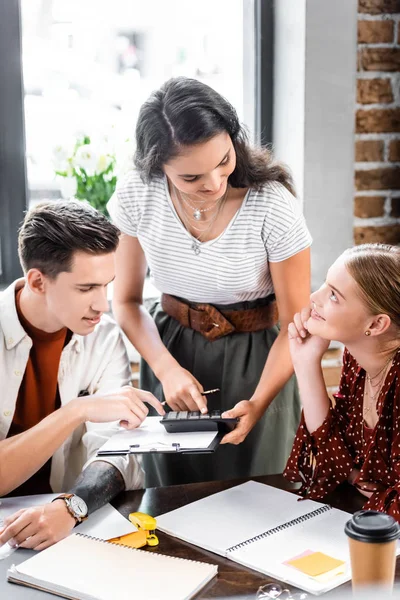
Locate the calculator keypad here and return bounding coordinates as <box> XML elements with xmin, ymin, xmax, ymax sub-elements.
<box><xmin>161</xmin><ymin>410</ymin><xmax>237</xmax><ymax>434</ymax></box>
<box><xmin>165</xmin><ymin>410</ymin><xmax>222</xmax><ymax>420</ymax></box>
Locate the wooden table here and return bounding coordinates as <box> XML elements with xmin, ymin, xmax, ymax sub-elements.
<box><xmin>112</xmin><ymin>474</ymin><xmax>368</xmax><ymax>599</ymax></box>
<box><xmin>0</xmin><ymin>474</ymin><xmax>393</xmax><ymax>599</ymax></box>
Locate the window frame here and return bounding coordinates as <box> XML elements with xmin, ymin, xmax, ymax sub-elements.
<box><xmin>0</xmin><ymin>0</ymin><xmax>27</xmax><ymax>285</ymax></box>
<box><xmin>243</xmin><ymin>0</ymin><xmax>274</xmax><ymax>146</ymax></box>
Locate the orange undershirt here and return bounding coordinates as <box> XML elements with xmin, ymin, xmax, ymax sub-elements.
<box><xmin>5</xmin><ymin>289</ymin><xmax>70</xmax><ymax>496</ymax></box>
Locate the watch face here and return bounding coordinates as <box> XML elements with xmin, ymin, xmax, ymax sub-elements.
<box><xmin>70</xmin><ymin>496</ymin><xmax>88</xmax><ymax>518</ymax></box>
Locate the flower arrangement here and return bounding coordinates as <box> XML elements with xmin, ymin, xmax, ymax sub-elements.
<box><xmin>53</xmin><ymin>132</ymin><xmax>134</xmax><ymax>216</ymax></box>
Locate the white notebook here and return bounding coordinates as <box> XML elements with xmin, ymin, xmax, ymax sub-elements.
<box><xmin>7</xmin><ymin>533</ymin><xmax>217</xmax><ymax>600</ymax></box>
<box><xmin>156</xmin><ymin>480</ymin><xmax>358</xmax><ymax>595</ymax></box>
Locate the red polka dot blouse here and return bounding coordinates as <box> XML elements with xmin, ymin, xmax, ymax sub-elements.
<box><xmin>284</xmin><ymin>348</ymin><xmax>400</xmax><ymax>522</ymax></box>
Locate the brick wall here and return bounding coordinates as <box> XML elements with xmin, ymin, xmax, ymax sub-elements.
<box><xmin>354</xmin><ymin>0</ymin><xmax>400</xmax><ymax>245</ymax></box>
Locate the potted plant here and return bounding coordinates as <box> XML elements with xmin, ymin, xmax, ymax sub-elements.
<box><xmin>53</xmin><ymin>133</ymin><xmax>134</xmax><ymax>216</ymax></box>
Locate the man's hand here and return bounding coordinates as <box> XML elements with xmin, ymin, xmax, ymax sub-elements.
<box><xmin>0</xmin><ymin>501</ymin><xmax>76</xmax><ymax>551</ymax></box>
<box><xmin>160</xmin><ymin>366</ymin><xmax>207</xmax><ymax>413</ymax></box>
<box><xmin>76</xmin><ymin>386</ymin><xmax>165</xmax><ymax>429</ymax></box>
<box><xmin>220</xmin><ymin>400</ymin><xmax>263</xmax><ymax>445</ymax></box>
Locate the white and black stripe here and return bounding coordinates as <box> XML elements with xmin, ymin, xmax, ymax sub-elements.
<box><xmin>107</xmin><ymin>170</ymin><xmax>312</xmax><ymax>304</ymax></box>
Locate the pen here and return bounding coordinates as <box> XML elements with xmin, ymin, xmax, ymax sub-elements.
<box><xmin>200</xmin><ymin>388</ymin><xmax>220</xmax><ymax>396</ymax></box>
<box><xmin>160</xmin><ymin>388</ymin><xmax>220</xmax><ymax>406</ymax></box>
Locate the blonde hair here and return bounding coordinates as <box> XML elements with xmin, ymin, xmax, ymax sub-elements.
<box><xmin>343</xmin><ymin>244</ymin><xmax>400</xmax><ymax>330</ymax></box>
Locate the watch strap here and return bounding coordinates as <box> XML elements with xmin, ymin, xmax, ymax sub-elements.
<box><xmin>53</xmin><ymin>493</ymin><xmax>74</xmax><ymax>500</ymax></box>
<box><xmin>52</xmin><ymin>494</ymin><xmax>87</xmax><ymax>523</ymax></box>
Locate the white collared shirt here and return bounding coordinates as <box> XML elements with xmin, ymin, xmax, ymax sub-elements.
<box><xmin>0</xmin><ymin>280</ymin><xmax>144</xmax><ymax>493</ymax></box>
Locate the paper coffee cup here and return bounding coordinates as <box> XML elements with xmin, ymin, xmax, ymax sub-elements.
<box><xmin>345</xmin><ymin>510</ymin><xmax>400</xmax><ymax>591</ymax></box>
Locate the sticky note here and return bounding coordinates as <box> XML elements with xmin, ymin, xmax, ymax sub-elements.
<box><xmin>108</xmin><ymin>530</ymin><xmax>147</xmax><ymax>548</ymax></box>
<box><xmin>286</xmin><ymin>551</ymin><xmax>345</xmax><ymax>577</ymax></box>
<box><xmin>283</xmin><ymin>549</ymin><xmax>313</xmax><ymax>565</ymax></box>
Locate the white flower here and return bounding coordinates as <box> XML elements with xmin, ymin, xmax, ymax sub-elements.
<box><xmin>96</xmin><ymin>152</ymin><xmax>113</xmax><ymax>174</ymax></box>
<box><xmin>115</xmin><ymin>139</ymin><xmax>135</xmax><ymax>177</ymax></box>
<box><xmin>57</xmin><ymin>175</ymin><xmax>77</xmax><ymax>199</ymax></box>
<box><xmin>52</xmin><ymin>144</ymin><xmax>72</xmax><ymax>173</ymax></box>
<box><xmin>73</xmin><ymin>144</ymin><xmax>98</xmax><ymax>176</ymax></box>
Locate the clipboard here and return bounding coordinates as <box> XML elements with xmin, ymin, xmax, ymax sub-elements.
<box><xmin>97</xmin><ymin>417</ymin><xmax>222</xmax><ymax>455</ymax></box>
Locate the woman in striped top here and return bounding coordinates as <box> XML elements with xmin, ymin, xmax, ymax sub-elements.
<box><xmin>107</xmin><ymin>77</ymin><xmax>312</xmax><ymax>486</ymax></box>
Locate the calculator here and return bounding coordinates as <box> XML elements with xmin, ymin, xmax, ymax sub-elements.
<box><xmin>160</xmin><ymin>410</ymin><xmax>239</xmax><ymax>434</ymax></box>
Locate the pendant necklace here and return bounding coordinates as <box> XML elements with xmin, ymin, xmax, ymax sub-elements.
<box><xmin>173</xmin><ymin>185</ymin><xmax>229</xmax><ymax>255</ymax></box>
<box><xmin>361</xmin><ymin>350</ymin><xmax>398</xmax><ymax>445</ymax></box>
<box><xmin>191</xmin><ymin>240</ymin><xmax>201</xmax><ymax>255</ymax></box>
<box><xmin>175</xmin><ymin>186</ymin><xmax>228</xmax><ymax>221</ymax></box>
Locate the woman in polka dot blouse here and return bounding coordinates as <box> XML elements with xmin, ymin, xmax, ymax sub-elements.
<box><xmin>284</xmin><ymin>243</ymin><xmax>400</xmax><ymax>521</ymax></box>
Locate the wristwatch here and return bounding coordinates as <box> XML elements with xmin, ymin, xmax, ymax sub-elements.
<box><xmin>53</xmin><ymin>493</ymin><xmax>88</xmax><ymax>524</ymax></box>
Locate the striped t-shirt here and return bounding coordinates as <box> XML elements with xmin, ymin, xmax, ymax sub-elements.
<box><xmin>107</xmin><ymin>170</ymin><xmax>312</xmax><ymax>304</ymax></box>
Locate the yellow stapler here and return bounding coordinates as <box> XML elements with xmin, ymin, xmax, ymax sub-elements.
<box><xmin>128</xmin><ymin>512</ymin><xmax>159</xmax><ymax>546</ymax></box>
<box><xmin>108</xmin><ymin>512</ymin><xmax>159</xmax><ymax>548</ymax></box>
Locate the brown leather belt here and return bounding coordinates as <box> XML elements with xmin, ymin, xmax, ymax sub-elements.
<box><xmin>161</xmin><ymin>293</ymin><xmax>278</xmax><ymax>341</ymax></box>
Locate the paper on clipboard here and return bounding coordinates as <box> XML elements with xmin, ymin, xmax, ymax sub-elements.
<box><xmin>97</xmin><ymin>416</ymin><xmax>218</xmax><ymax>454</ymax></box>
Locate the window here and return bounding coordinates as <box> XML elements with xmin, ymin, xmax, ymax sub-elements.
<box><xmin>0</xmin><ymin>0</ymin><xmax>273</xmax><ymax>284</ymax></box>
<box><xmin>21</xmin><ymin>0</ymin><xmax>246</xmax><ymax>205</ymax></box>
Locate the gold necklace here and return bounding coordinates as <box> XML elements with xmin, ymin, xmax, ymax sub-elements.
<box><xmin>362</xmin><ymin>355</ymin><xmax>395</xmax><ymax>422</ymax></box>
<box><xmin>361</xmin><ymin>348</ymin><xmax>400</xmax><ymax>446</ymax></box>
<box><xmin>366</xmin><ymin>353</ymin><xmax>395</xmax><ymax>385</ymax></box>
<box><xmin>363</xmin><ymin>379</ymin><xmax>384</xmax><ymax>418</ymax></box>
<box><xmin>361</xmin><ymin>381</ymin><xmax>382</xmax><ymax>449</ymax></box>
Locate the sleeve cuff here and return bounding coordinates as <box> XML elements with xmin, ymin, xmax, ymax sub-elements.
<box><xmin>84</xmin><ymin>454</ymin><xmax>145</xmax><ymax>491</ymax></box>
<box><xmin>310</xmin><ymin>407</ymin><xmax>336</xmax><ymax>445</ymax></box>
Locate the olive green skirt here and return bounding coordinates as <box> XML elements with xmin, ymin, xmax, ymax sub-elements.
<box><xmin>140</xmin><ymin>296</ymin><xmax>301</xmax><ymax>487</ymax></box>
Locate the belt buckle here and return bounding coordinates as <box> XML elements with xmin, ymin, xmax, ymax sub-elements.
<box><xmin>194</xmin><ymin>304</ymin><xmax>235</xmax><ymax>341</ymax></box>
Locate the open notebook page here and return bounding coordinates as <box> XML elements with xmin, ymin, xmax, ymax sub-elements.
<box><xmin>229</xmin><ymin>505</ymin><xmax>353</xmax><ymax>595</ymax></box>
<box><xmin>156</xmin><ymin>480</ymin><xmax>329</xmax><ymax>556</ymax></box>
<box><xmin>8</xmin><ymin>533</ymin><xmax>218</xmax><ymax>600</ymax></box>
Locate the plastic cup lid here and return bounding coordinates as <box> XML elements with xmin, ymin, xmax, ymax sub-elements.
<box><xmin>345</xmin><ymin>510</ymin><xmax>400</xmax><ymax>543</ymax></box>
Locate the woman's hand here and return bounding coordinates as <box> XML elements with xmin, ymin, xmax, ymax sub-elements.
<box><xmin>220</xmin><ymin>400</ymin><xmax>263</xmax><ymax>445</ymax></box>
<box><xmin>348</xmin><ymin>469</ymin><xmax>374</xmax><ymax>499</ymax></box>
<box><xmin>288</xmin><ymin>306</ymin><xmax>330</xmax><ymax>366</ymax></box>
<box><xmin>160</xmin><ymin>366</ymin><xmax>207</xmax><ymax>413</ymax></box>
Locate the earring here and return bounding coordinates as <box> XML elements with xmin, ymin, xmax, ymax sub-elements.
<box><xmin>365</xmin><ymin>330</ymin><xmax>371</xmax><ymax>336</ymax></box>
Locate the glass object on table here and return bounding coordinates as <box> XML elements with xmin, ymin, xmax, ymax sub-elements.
<box><xmin>256</xmin><ymin>582</ymin><xmax>308</xmax><ymax>600</ymax></box>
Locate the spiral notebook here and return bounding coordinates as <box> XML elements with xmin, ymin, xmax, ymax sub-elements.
<box><xmin>7</xmin><ymin>533</ymin><xmax>217</xmax><ymax>600</ymax></box>
<box><xmin>156</xmin><ymin>480</ymin><xmax>356</xmax><ymax>595</ymax></box>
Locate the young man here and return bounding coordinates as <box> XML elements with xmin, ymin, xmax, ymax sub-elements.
<box><xmin>0</xmin><ymin>201</ymin><xmax>164</xmax><ymax>551</ymax></box>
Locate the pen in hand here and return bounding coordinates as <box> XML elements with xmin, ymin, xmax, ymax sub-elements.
<box><xmin>160</xmin><ymin>388</ymin><xmax>220</xmax><ymax>407</ymax></box>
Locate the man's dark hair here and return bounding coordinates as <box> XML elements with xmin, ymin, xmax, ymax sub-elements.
<box><xmin>18</xmin><ymin>201</ymin><xmax>120</xmax><ymax>279</ymax></box>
